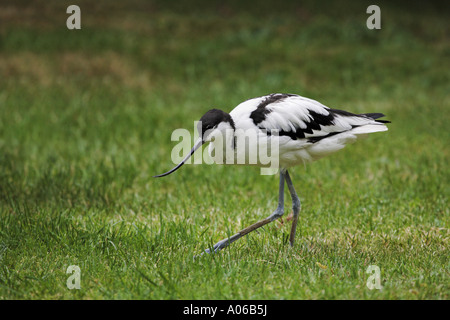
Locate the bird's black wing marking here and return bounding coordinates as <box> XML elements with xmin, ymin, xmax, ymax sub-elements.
<box><xmin>262</xmin><ymin>108</ymin><xmax>348</xmax><ymax>141</ymax></box>
<box><xmin>250</xmin><ymin>93</ymin><xmax>297</xmax><ymax>125</ymax></box>
<box><xmin>359</xmin><ymin>113</ymin><xmax>391</xmax><ymax>123</ymax></box>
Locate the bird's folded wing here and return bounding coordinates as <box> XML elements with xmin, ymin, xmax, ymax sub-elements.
<box><xmin>254</xmin><ymin>95</ymin><xmax>388</xmax><ymax>142</ymax></box>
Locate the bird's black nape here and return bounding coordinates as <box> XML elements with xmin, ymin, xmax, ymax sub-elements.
<box><xmin>198</xmin><ymin>109</ymin><xmax>235</xmax><ymax>140</ymax></box>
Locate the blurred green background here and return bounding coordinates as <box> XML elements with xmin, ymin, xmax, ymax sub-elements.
<box><xmin>0</xmin><ymin>0</ymin><xmax>448</xmax><ymax>299</ymax></box>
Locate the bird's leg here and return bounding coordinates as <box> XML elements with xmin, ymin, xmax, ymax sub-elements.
<box><xmin>284</xmin><ymin>170</ymin><xmax>301</xmax><ymax>246</ymax></box>
<box><xmin>203</xmin><ymin>171</ymin><xmax>286</xmax><ymax>254</ymax></box>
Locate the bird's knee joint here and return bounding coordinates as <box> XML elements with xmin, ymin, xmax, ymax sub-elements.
<box><xmin>274</xmin><ymin>211</ymin><xmax>284</xmax><ymax>219</ymax></box>
<box><xmin>292</xmin><ymin>199</ymin><xmax>301</xmax><ymax>213</ymax></box>
<box><xmin>293</xmin><ymin>203</ymin><xmax>301</xmax><ymax>212</ymax></box>
<box><xmin>269</xmin><ymin>208</ymin><xmax>284</xmax><ymax>220</ymax></box>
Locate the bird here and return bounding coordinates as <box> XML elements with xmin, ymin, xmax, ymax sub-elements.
<box><xmin>154</xmin><ymin>93</ymin><xmax>390</xmax><ymax>254</ymax></box>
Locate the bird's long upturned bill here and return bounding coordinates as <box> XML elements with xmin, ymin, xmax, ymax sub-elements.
<box><xmin>153</xmin><ymin>138</ymin><xmax>204</xmax><ymax>178</ymax></box>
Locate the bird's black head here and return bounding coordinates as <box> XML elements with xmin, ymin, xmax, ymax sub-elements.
<box><xmin>197</xmin><ymin>109</ymin><xmax>235</xmax><ymax>142</ymax></box>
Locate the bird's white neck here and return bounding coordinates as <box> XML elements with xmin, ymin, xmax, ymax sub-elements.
<box><xmin>206</xmin><ymin>122</ymin><xmax>236</xmax><ymax>164</ymax></box>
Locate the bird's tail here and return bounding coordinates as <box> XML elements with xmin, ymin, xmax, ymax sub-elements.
<box><xmin>306</xmin><ymin>113</ymin><xmax>389</xmax><ymax>161</ymax></box>
<box><xmin>352</xmin><ymin>112</ymin><xmax>390</xmax><ymax>135</ymax></box>
<box><xmin>351</xmin><ymin>124</ymin><xmax>388</xmax><ymax>135</ymax></box>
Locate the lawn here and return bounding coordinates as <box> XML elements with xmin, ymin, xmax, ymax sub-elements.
<box><xmin>0</xmin><ymin>0</ymin><xmax>448</xmax><ymax>299</ymax></box>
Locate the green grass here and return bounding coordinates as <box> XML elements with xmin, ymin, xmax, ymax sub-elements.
<box><xmin>0</xmin><ymin>0</ymin><xmax>448</xmax><ymax>299</ymax></box>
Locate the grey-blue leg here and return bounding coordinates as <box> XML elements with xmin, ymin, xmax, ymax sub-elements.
<box><xmin>284</xmin><ymin>170</ymin><xmax>301</xmax><ymax>246</ymax></box>
<box><xmin>203</xmin><ymin>171</ymin><xmax>286</xmax><ymax>254</ymax></box>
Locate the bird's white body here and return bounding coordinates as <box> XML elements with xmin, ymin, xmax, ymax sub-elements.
<box><xmin>155</xmin><ymin>93</ymin><xmax>389</xmax><ymax>254</ymax></box>
<box><xmin>207</xmin><ymin>94</ymin><xmax>388</xmax><ymax>169</ymax></box>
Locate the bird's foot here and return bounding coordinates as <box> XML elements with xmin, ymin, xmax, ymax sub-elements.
<box><xmin>193</xmin><ymin>235</ymin><xmax>239</xmax><ymax>260</ymax></box>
